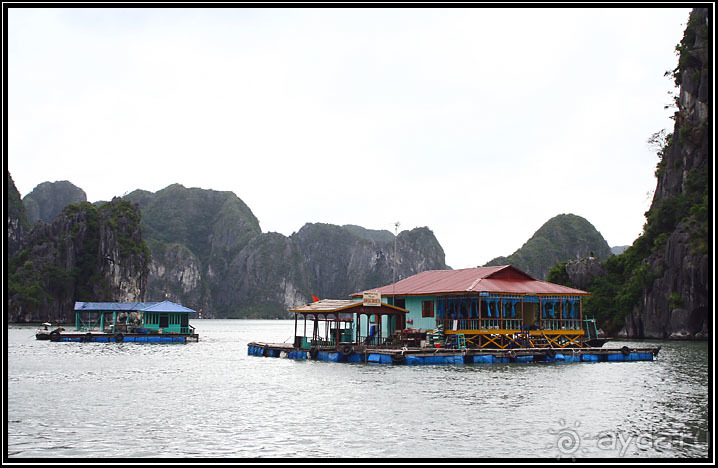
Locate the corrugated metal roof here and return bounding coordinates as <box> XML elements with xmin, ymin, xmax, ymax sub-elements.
<box><xmin>73</xmin><ymin>301</ymin><xmax>196</xmax><ymax>313</ymax></box>
<box><xmin>291</xmin><ymin>299</ymin><xmax>408</xmax><ymax>315</ymax></box>
<box><xmin>351</xmin><ymin>265</ymin><xmax>589</xmax><ymax>297</ymax></box>
<box><xmin>291</xmin><ymin>299</ymin><xmax>363</xmax><ymax>313</ymax></box>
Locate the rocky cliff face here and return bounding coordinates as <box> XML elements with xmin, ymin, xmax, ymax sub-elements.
<box><xmin>619</xmin><ymin>8</ymin><xmax>709</xmax><ymax>339</ymax></box>
<box><xmin>216</xmin><ymin>232</ymin><xmax>314</xmax><ymax>317</ymax></box>
<box><xmin>564</xmin><ymin>257</ymin><xmax>607</xmax><ymax>291</ymax></box>
<box><xmin>126</xmin><ymin>185</ymin><xmax>449</xmax><ymax>318</ymax></box>
<box><xmin>123</xmin><ymin>184</ymin><xmax>263</xmax><ymax>317</ymax></box>
<box><xmin>8</xmin><ymin>179</ymin><xmax>450</xmax><ymax>320</ymax></box>
<box><xmin>7</xmin><ymin>198</ymin><xmax>149</xmax><ymax>323</ymax></box>
<box><xmin>7</xmin><ymin>172</ymin><xmax>29</xmax><ymax>257</ymax></box>
<box><xmin>621</xmin><ymin>219</ymin><xmax>709</xmax><ymax>339</ymax></box>
<box><xmin>22</xmin><ymin>180</ymin><xmax>87</xmax><ymax>224</ymax></box>
<box><xmin>293</xmin><ymin>223</ymin><xmax>448</xmax><ymax>301</ymax></box>
<box><xmin>146</xmin><ymin>241</ymin><xmax>205</xmax><ymax>306</ymax></box>
<box><xmin>620</xmin><ymin>220</ymin><xmax>709</xmax><ymax>340</ymax></box>
<box><xmin>97</xmin><ymin>200</ymin><xmax>149</xmax><ymax>302</ymax></box>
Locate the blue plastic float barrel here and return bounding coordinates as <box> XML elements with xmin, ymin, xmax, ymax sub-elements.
<box><xmin>471</xmin><ymin>355</ymin><xmax>493</xmax><ymax>364</ymax></box>
<box><xmin>318</xmin><ymin>351</ymin><xmax>341</xmax><ymax>362</ymax></box>
<box><xmin>367</xmin><ymin>354</ymin><xmax>392</xmax><ymax>364</ymax></box>
<box><xmin>345</xmin><ymin>353</ymin><xmax>362</xmax><ymax>363</ymax></box>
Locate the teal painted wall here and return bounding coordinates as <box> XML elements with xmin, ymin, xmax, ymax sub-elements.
<box><xmin>400</xmin><ymin>296</ymin><xmax>438</xmax><ymax>330</ymax></box>
<box><xmin>143</xmin><ymin>312</ymin><xmax>190</xmax><ymax>333</ymax></box>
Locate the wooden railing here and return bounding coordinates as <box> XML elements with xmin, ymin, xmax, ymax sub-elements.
<box><xmin>437</xmin><ymin>319</ymin><xmax>523</xmax><ymax>331</ymax></box>
<box><xmin>538</xmin><ymin>319</ymin><xmax>582</xmax><ymax>330</ymax></box>
<box><xmin>437</xmin><ymin>318</ymin><xmax>582</xmax><ymax>331</ymax></box>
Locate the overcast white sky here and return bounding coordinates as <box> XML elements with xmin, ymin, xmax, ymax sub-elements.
<box><xmin>7</xmin><ymin>7</ymin><xmax>693</xmax><ymax>269</ymax></box>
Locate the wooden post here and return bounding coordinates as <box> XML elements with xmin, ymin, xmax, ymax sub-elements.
<box><xmin>579</xmin><ymin>298</ymin><xmax>583</xmax><ymax>345</ymax></box>
<box><xmin>313</xmin><ymin>316</ymin><xmax>318</xmax><ymax>344</ymax></box>
<box><xmin>478</xmin><ymin>295</ymin><xmax>482</xmax><ymax>329</ymax></box>
<box><xmin>324</xmin><ymin>314</ymin><xmax>329</xmax><ymax>344</ymax></box>
<box><xmin>500</xmin><ymin>297</ymin><xmax>504</xmax><ymax>330</ymax></box>
<box><xmin>335</xmin><ymin>314</ymin><xmax>340</xmax><ymax>345</ymax></box>
<box><xmin>480</xmin><ymin>299</ymin><xmax>484</xmax><ymax>329</ymax></box>
<box><xmin>378</xmin><ymin>313</ymin><xmax>382</xmax><ymax>347</ymax></box>
<box><xmin>294</xmin><ymin>312</ymin><xmax>298</xmax><ymax>345</ymax></box>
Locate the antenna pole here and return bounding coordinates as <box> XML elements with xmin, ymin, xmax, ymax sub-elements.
<box><xmin>393</xmin><ymin>221</ymin><xmax>400</xmax><ymax>304</ymax></box>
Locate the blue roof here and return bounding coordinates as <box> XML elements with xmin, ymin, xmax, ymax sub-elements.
<box><xmin>141</xmin><ymin>300</ymin><xmax>196</xmax><ymax>313</ymax></box>
<box><xmin>74</xmin><ymin>301</ymin><xmax>195</xmax><ymax>313</ymax></box>
<box><xmin>74</xmin><ymin>302</ymin><xmax>149</xmax><ymax>311</ymax></box>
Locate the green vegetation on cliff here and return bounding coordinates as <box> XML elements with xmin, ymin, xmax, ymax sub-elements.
<box><xmin>579</xmin><ymin>165</ymin><xmax>709</xmax><ymax>333</ymax></box>
<box><xmin>126</xmin><ymin>184</ymin><xmax>261</xmax><ymax>264</ymax></box>
<box><xmin>484</xmin><ymin>214</ymin><xmax>612</xmax><ymax>279</ymax></box>
<box><xmin>7</xmin><ymin>199</ymin><xmax>150</xmax><ymax>322</ymax></box>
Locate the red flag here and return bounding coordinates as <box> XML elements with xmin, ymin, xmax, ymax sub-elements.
<box><xmin>312</xmin><ymin>295</ymin><xmax>320</xmax><ymax>303</ymax></box>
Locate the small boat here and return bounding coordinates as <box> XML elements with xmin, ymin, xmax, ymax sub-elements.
<box><xmin>583</xmin><ymin>318</ymin><xmax>611</xmax><ymax>347</ymax></box>
<box><xmin>35</xmin><ymin>323</ymin><xmax>63</xmax><ymax>340</ymax></box>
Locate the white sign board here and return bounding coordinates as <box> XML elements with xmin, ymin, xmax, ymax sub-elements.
<box><xmin>363</xmin><ymin>291</ymin><xmax>381</xmax><ymax>307</ymax></box>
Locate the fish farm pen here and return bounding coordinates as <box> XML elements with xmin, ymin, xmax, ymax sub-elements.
<box><xmin>247</xmin><ymin>266</ymin><xmax>661</xmax><ymax>365</ymax></box>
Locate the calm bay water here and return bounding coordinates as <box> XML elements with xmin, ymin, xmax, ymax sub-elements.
<box><xmin>6</xmin><ymin>319</ymin><xmax>710</xmax><ymax>460</ymax></box>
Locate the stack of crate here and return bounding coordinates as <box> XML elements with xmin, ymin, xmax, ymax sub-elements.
<box><xmin>426</xmin><ymin>328</ymin><xmax>443</xmax><ymax>347</ymax></box>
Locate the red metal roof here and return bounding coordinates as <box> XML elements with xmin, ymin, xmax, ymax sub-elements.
<box><xmin>352</xmin><ymin>265</ymin><xmax>589</xmax><ymax>297</ymax></box>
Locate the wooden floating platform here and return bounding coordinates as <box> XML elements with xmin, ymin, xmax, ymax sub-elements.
<box><xmin>43</xmin><ymin>331</ymin><xmax>199</xmax><ymax>343</ymax></box>
<box><xmin>247</xmin><ymin>342</ymin><xmax>660</xmax><ymax>365</ymax></box>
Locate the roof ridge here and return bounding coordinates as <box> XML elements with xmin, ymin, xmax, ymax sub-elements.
<box><xmin>466</xmin><ymin>277</ymin><xmax>483</xmax><ymax>291</ymax></box>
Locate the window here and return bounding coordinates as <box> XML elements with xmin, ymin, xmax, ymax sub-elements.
<box><xmin>422</xmin><ymin>300</ymin><xmax>434</xmax><ymax>318</ymax></box>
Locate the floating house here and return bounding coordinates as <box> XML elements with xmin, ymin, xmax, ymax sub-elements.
<box><xmin>248</xmin><ymin>265</ymin><xmax>660</xmax><ymax>364</ymax></box>
<box><xmin>41</xmin><ymin>301</ymin><xmax>199</xmax><ymax>343</ymax></box>
<box><xmin>350</xmin><ymin>265</ymin><xmax>592</xmax><ymax>349</ymax></box>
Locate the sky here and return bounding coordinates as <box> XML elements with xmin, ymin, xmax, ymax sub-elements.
<box><xmin>7</xmin><ymin>7</ymin><xmax>693</xmax><ymax>269</ymax></box>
